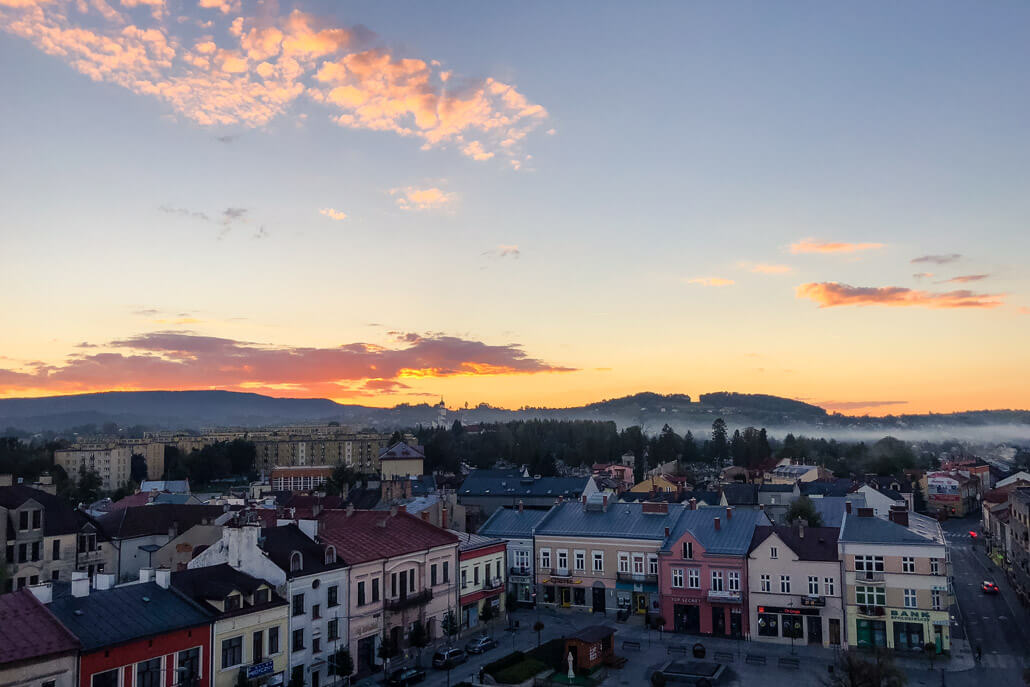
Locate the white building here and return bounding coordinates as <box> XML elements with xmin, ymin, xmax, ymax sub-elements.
<box><xmin>476</xmin><ymin>503</ymin><xmax>550</xmax><ymax>606</ymax></box>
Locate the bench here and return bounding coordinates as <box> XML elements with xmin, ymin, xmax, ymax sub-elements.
<box><xmin>745</xmin><ymin>654</ymin><xmax>766</xmax><ymax>666</ymax></box>
<box><xmin>778</xmin><ymin>657</ymin><xmax>800</xmax><ymax>670</ymax></box>
<box><xmin>714</xmin><ymin>651</ymin><xmax>734</xmax><ymax>663</ymax></box>
<box><xmin>666</xmin><ymin>645</ymin><xmax>688</xmax><ymax>655</ymax></box>
<box><xmin>603</xmin><ymin>655</ymin><xmax>628</xmax><ymax>669</ymax></box>
<box><xmin>621</xmin><ymin>641</ymin><xmax>641</xmax><ymax>651</ymax></box>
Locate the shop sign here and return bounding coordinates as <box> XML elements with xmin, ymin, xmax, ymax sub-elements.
<box><xmin>246</xmin><ymin>661</ymin><xmax>274</xmax><ymax>679</ymax></box>
<box><xmin>669</xmin><ymin>595</ymin><xmax>701</xmax><ymax>605</ymax></box>
<box><xmin>756</xmin><ymin>605</ymin><xmax>819</xmax><ymax>616</ymax></box>
<box><xmin>354</xmin><ymin>621</ymin><xmax>380</xmax><ymax>637</ymax></box>
<box><xmin>889</xmin><ymin>610</ymin><xmax>931</xmax><ymax>620</ymax></box>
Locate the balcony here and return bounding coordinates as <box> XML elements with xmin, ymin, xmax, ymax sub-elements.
<box><xmin>857</xmin><ymin>604</ymin><xmax>886</xmax><ymax>617</ymax></box>
<box><xmin>77</xmin><ymin>549</ymin><xmax>104</xmax><ymax>565</ymax></box>
<box><xmin>857</xmin><ymin>571</ymin><xmax>885</xmax><ymax>583</ymax></box>
<box><xmin>801</xmin><ymin>595</ymin><xmax>826</xmax><ymax>607</ymax></box>
<box><xmin>616</xmin><ymin>571</ymin><xmax>658</xmax><ymax>584</ymax></box>
<box><xmin>385</xmin><ymin>588</ymin><xmax>432</xmax><ymax>612</ymax></box>
<box><xmin>484</xmin><ymin>577</ymin><xmax>504</xmax><ymax>591</ymax></box>
<box><xmin>509</xmin><ymin>566</ymin><xmax>531</xmax><ymax>578</ymax></box>
<box><xmin>708</xmin><ymin>589</ymin><xmax>742</xmax><ymax>603</ymax></box>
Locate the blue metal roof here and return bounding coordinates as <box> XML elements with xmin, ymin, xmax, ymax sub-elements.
<box><xmin>813</xmin><ymin>495</ymin><xmax>865</xmax><ymax>528</ymax></box>
<box><xmin>48</xmin><ymin>581</ymin><xmax>211</xmax><ymax>652</ymax></box>
<box><xmin>535</xmin><ymin>501</ymin><xmax>685</xmax><ymax>541</ymax></box>
<box><xmin>840</xmin><ymin>513</ymin><xmax>936</xmax><ymax>545</ymax></box>
<box><xmin>459</xmin><ymin>470</ymin><xmax>589</xmax><ymax>499</ymax></box>
<box><xmin>477</xmin><ymin>506</ymin><xmax>550</xmax><ymax>539</ymax></box>
<box><xmin>661</xmin><ymin>507</ymin><xmax>769</xmax><ymax>556</ymax></box>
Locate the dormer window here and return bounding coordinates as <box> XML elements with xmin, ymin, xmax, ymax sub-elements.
<box><xmin>254</xmin><ymin>588</ymin><xmax>270</xmax><ymax>605</ymax></box>
<box><xmin>682</xmin><ymin>542</ymin><xmax>693</xmax><ymax>559</ymax></box>
<box><xmin>290</xmin><ymin>551</ymin><xmax>303</xmax><ymax>572</ymax></box>
<box><xmin>324</xmin><ymin>546</ymin><xmax>336</xmax><ymax>565</ymax></box>
<box><xmin>225</xmin><ymin>594</ymin><xmax>241</xmax><ymax>611</ymax></box>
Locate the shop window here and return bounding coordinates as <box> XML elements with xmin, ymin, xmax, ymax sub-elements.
<box><xmin>92</xmin><ymin>669</ymin><xmax>119</xmax><ymax>687</ymax></box>
<box><xmin>757</xmin><ymin>613</ymin><xmax>779</xmax><ymax>637</ymax></box>
<box><xmin>573</xmin><ymin>588</ymin><xmax>585</xmax><ymax>606</ymax></box>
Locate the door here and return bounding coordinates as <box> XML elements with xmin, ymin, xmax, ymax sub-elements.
<box><xmin>829</xmin><ymin>618</ymin><xmax>841</xmax><ymax>645</ymax></box>
<box><xmin>684</xmin><ymin>604</ymin><xmax>701</xmax><ymax>634</ymax></box>
<box><xmin>560</xmin><ymin>587</ymin><xmax>571</xmax><ymax>607</ymax></box>
<box><xmin>357</xmin><ymin>636</ymin><xmax>376</xmax><ymax>674</ymax></box>
<box><xmin>711</xmin><ymin>607</ymin><xmax>726</xmax><ymax>636</ymax></box>
<box><xmin>807</xmin><ymin>616</ymin><xmax>822</xmax><ymax>645</ymax></box>
<box><xmin>635</xmin><ymin>593</ymin><xmax>647</xmax><ymax>614</ymax></box>
<box><xmin>730</xmin><ymin>610</ymin><xmax>742</xmax><ymax>638</ymax></box>
<box><xmin>592</xmin><ymin>587</ymin><xmax>606</xmax><ymax>614</ymax></box>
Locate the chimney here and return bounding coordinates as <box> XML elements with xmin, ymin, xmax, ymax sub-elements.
<box><xmin>845</xmin><ymin>501</ymin><xmax>852</xmax><ymax>514</ymax></box>
<box><xmin>397</xmin><ymin>504</ymin><xmax>406</xmax><ymax>514</ymax></box>
<box><xmin>29</xmin><ymin>582</ymin><xmax>53</xmax><ymax>604</ymax></box>
<box><xmin>664</xmin><ymin>526</ymin><xmax>670</xmax><ymax>538</ymax></box>
<box><xmin>758</xmin><ymin>504</ymin><xmax>765</xmax><ymax>511</ymax></box>
<box><xmin>346</xmin><ymin>503</ymin><xmax>355</xmax><ymax>516</ymax></box>
<box><xmin>155</xmin><ymin>568</ymin><xmax>171</xmax><ymax>589</ymax></box>
<box><xmin>602</xmin><ymin>494</ymin><xmax>608</xmax><ymax>511</ymax></box>
<box><xmin>441</xmin><ymin>506</ymin><xmax>449</xmax><ymax>530</ymax></box>
<box><xmin>139</xmin><ymin>567</ymin><xmax>155</xmax><ymax>583</ymax></box>
<box><xmin>95</xmin><ymin>573</ymin><xmax>116</xmax><ymax>590</ymax></box>
<box><xmin>72</xmin><ymin>571</ymin><xmax>90</xmax><ymax>598</ymax></box>
<box><xmin>518</xmin><ymin>500</ymin><xmax>524</xmax><ymax>514</ymax></box>
<box><xmin>726</xmin><ymin>506</ymin><xmax>733</xmax><ymax>520</ymax></box>
<box><xmin>582</xmin><ymin>494</ymin><xmax>587</xmax><ymax>505</ymax></box>
<box><xmin>889</xmin><ymin>506</ymin><xmax>909</xmax><ymax>528</ymax></box>
<box><xmin>689</xmin><ymin>498</ymin><xmax>697</xmax><ymax>511</ymax></box>
<box><xmin>714</xmin><ymin>517</ymin><xmax>721</xmax><ymax>531</ymax></box>
<box><xmin>857</xmin><ymin>507</ymin><xmax>874</xmax><ymax>518</ymax></box>
<box><xmin>797</xmin><ymin>519</ymin><xmax>805</xmax><ymax>539</ymax></box>
<box><xmin>421</xmin><ymin>510</ymin><xmax>430</xmax><ymax>522</ymax></box>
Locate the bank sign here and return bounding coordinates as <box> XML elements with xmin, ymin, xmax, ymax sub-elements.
<box><xmin>889</xmin><ymin>610</ymin><xmax>931</xmax><ymax>620</ymax></box>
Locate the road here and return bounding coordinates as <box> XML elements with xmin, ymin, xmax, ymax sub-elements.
<box><xmin>942</xmin><ymin>516</ymin><xmax>1030</xmax><ymax>666</ymax></box>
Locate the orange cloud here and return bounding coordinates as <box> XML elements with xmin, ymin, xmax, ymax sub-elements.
<box><xmin>687</xmin><ymin>277</ymin><xmax>734</xmax><ymax>287</ymax></box>
<box><xmin>390</xmin><ymin>186</ymin><xmax>455</xmax><ymax>211</ymax></box>
<box><xmin>790</xmin><ymin>238</ymin><xmax>884</xmax><ymax>254</ymax></box>
<box><xmin>319</xmin><ymin>207</ymin><xmax>347</xmax><ymax>221</ymax></box>
<box><xmin>0</xmin><ymin>2</ymin><xmax>547</xmax><ymax>160</ymax></box>
<box><xmin>937</xmin><ymin>274</ymin><xmax>989</xmax><ymax>284</ymax></box>
<box><xmin>797</xmin><ymin>282</ymin><xmax>1004</xmax><ymax>309</ymax></box>
<box><xmin>739</xmin><ymin>262</ymin><xmax>793</xmax><ymax>274</ymax></box>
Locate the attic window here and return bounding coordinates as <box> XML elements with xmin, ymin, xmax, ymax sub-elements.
<box><xmin>325</xmin><ymin>546</ymin><xmax>336</xmax><ymax>565</ymax></box>
<box><xmin>225</xmin><ymin>594</ymin><xmax>241</xmax><ymax>611</ymax></box>
<box><xmin>290</xmin><ymin>551</ymin><xmax>303</xmax><ymax>572</ymax></box>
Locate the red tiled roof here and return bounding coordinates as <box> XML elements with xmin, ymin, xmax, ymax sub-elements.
<box><xmin>318</xmin><ymin>510</ymin><xmax>459</xmax><ymax>564</ymax></box>
<box><xmin>0</xmin><ymin>589</ymin><xmax>81</xmax><ymax>664</ymax></box>
<box><xmin>109</xmin><ymin>492</ymin><xmax>154</xmax><ymax>510</ymax></box>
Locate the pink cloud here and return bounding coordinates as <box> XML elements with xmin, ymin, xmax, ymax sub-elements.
<box><xmin>936</xmin><ymin>274</ymin><xmax>990</xmax><ymax>284</ymax></box>
<box><xmin>686</xmin><ymin>277</ymin><xmax>734</xmax><ymax>287</ymax></box>
<box><xmin>390</xmin><ymin>186</ymin><xmax>455</xmax><ymax>211</ymax></box>
<box><xmin>790</xmin><ymin>238</ymin><xmax>884</xmax><ymax>254</ymax></box>
<box><xmin>797</xmin><ymin>282</ymin><xmax>1004</xmax><ymax>309</ymax></box>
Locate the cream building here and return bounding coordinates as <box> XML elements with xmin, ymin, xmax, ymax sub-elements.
<box><xmin>1</xmin><ymin>587</ymin><xmax>80</xmax><ymax>687</ymax></box>
<box><xmin>54</xmin><ymin>441</ymin><xmax>165</xmax><ymax>491</ymax></box>
<box><xmin>378</xmin><ymin>443</ymin><xmax>425</xmax><ymax>481</ymax></box>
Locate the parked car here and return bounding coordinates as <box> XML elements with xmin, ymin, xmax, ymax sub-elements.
<box><xmin>386</xmin><ymin>667</ymin><xmax>426</xmax><ymax>686</ymax></box>
<box><xmin>465</xmin><ymin>635</ymin><xmax>498</xmax><ymax>654</ymax></box>
<box><xmin>983</xmin><ymin>580</ymin><xmax>1000</xmax><ymax>594</ymax></box>
<box><xmin>432</xmin><ymin>647</ymin><xmax>468</xmax><ymax>669</ymax></box>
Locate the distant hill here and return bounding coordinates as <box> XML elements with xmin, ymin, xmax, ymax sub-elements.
<box><xmin>0</xmin><ymin>389</ymin><xmax>1028</xmax><ymax>441</ymax></box>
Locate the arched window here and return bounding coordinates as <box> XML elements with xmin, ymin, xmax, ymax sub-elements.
<box><xmin>290</xmin><ymin>551</ymin><xmax>303</xmax><ymax>572</ymax></box>
<box><xmin>325</xmin><ymin>546</ymin><xmax>336</xmax><ymax>565</ymax></box>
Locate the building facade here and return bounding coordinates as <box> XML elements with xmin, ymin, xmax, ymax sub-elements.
<box><xmin>454</xmin><ymin>532</ymin><xmax>506</xmax><ymax>629</ymax></box>
<box><xmin>54</xmin><ymin>443</ymin><xmax>165</xmax><ymax>491</ymax></box>
<box><xmin>477</xmin><ymin>504</ymin><xmax>549</xmax><ymax>606</ymax></box>
<box><xmin>0</xmin><ymin>589</ymin><xmax>80</xmax><ymax>687</ymax></box>
<box><xmin>923</xmin><ymin>472</ymin><xmax>978</xmax><ymax>518</ymax></box>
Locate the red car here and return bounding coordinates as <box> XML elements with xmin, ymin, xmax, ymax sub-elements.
<box><xmin>982</xmin><ymin>580</ymin><xmax>999</xmax><ymax>594</ymax></box>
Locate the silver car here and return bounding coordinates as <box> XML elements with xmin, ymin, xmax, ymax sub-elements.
<box><xmin>464</xmin><ymin>636</ymin><xmax>498</xmax><ymax>654</ymax></box>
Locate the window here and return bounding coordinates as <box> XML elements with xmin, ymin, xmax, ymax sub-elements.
<box><xmin>372</xmin><ymin>577</ymin><xmax>380</xmax><ymax>602</ymax></box>
<box><xmin>557</xmin><ymin>550</ymin><xmax>568</xmax><ymax>572</ymax></box>
<box><xmin>672</xmin><ymin>568</ymin><xmax>684</xmax><ymax>588</ymax></box>
<box><xmin>932</xmin><ymin>589</ymin><xmax>942</xmax><ymax>610</ymax></box>
<box><xmin>52</xmin><ymin>570</ymin><xmax>60</xmax><ymax>581</ymax></box>
<box><xmin>292</xmin><ymin>593</ymin><xmax>304</xmax><ymax>616</ymax></box>
<box><xmin>221</xmin><ymin>637</ymin><xmax>243</xmax><ymax>668</ymax></box>
<box><xmin>253</xmin><ymin>630</ymin><xmax>264</xmax><ymax>662</ymax></box>
<box><xmin>902</xmin><ymin>556</ymin><xmax>915</xmax><ymax>573</ymax></box>
<box><xmin>855</xmin><ymin>586</ymin><xmax>886</xmax><ymax>606</ymax></box>
<box><xmin>255</xmin><ymin>588</ymin><xmax>270</xmax><ymax>605</ymax></box>
<box><xmin>311</xmin><ymin>672</ymin><xmax>320</xmax><ymax>687</ymax></box>
<box><xmin>18</xmin><ymin>511</ymin><xmax>29</xmax><ymax>530</ymax></box>
<box><xmin>312</xmin><ymin>604</ymin><xmax>321</xmax><ymax>619</ymax></box>
<box><xmin>769</xmin><ymin>547</ymin><xmax>778</xmax><ymax>559</ymax></box>
<box><xmin>269</xmin><ymin>627</ymin><xmax>280</xmax><ymax>655</ymax></box>
<box><xmin>29</xmin><ymin>575</ymin><xmax>38</xmax><ymax>586</ymax></box>
<box><xmin>31</xmin><ymin>541</ymin><xmax>41</xmax><ymax>562</ymax></box>
<box><xmin>328</xmin><ymin>619</ymin><xmax>339</xmax><ymax>641</ymax></box>
<box><xmin>292</xmin><ymin>629</ymin><xmax>304</xmax><ymax>652</ymax></box>
<box><xmin>177</xmin><ymin>648</ymin><xmax>200</xmax><ymax>685</ymax></box>
<box><xmin>688</xmin><ymin>569</ymin><xmax>700</xmax><ymax>589</ymax></box>
<box><xmin>357</xmin><ymin>581</ymin><xmax>366</xmax><ymax>606</ymax></box>
<box><xmin>780</xmin><ymin>575</ymin><xmax>790</xmax><ymax>594</ymax></box>
<box><xmin>461</xmin><ymin>569</ymin><xmax>468</xmax><ymax>588</ymax></box>
<box><xmin>32</xmin><ymin>511</ymin><xmax>40</xmax><ymax>529</ymax></box>
<box><xmin>617</xmin><ymin>552</ymin><xmax>629</xmax><ymax>573</ymax></box>
<box><xmin>574</xmin><ymin>550</ymin><xmax>585</xmax><ymax>572</ymax></box>
<box><xmin>474</xmin><ymin>566</ymin><xmax>480</xmax><ymax>585</ymax></box>
<box><xmin>136</xmin><ymin>659</ymin><xmax>162</xmax><ymax>687</ymax></box>
<box><xmin>52</xmin><ymin>540</ymin><xmax>60</xmax><ymax>561</ymax></box>
<box><xmin>391</xmin><ymin>572</ymin><xmax>398</xmax><ymax>596</ymax></box>
<box><xmin>648</xmin><ymin>554</ymin><xmax>659</xmax><ymax>576</ymax></box>
<box><xmin>5</xmin><ymin>542</ymin><xmax>13</xmax><ymax>564</ymax></box>
<box><xmin>728</xmin><ymin>570</ymin><xmax>740</xmax><ymax>592</ymax></box>
<box><xmin>290</xmin><ymin>552</ymin><xmax>302</xmax><ymax>572</ymax></box>
<box><xmin>904</xmin><ymin>589</ymin><xmax>917</xmax><ymax>608</ymax></box>
<box><xmin>808</xmin><ymin>576</ymin><xmax>819</xmax><ymax>595</ymax></box>
<box><xmin>92</xmin><ymin>669</ymin><xmax>119</xmax><ymax>687</ymax></box>
<box><xmin>760</xmin><ymin>574</ymin><xmax>771</xmax><ymax>592</ymax></box>
<box><xmin>930</xmin><ymin>558</ymin><xmax>940</xmax><ymax>575</ymax></box>
<box><xmin>18</xmin><ymin>543</ymin><xmax>26</xmax><ymax>563</ymax></box>
<box><xmin>711</xmin><ymin>570</ymin><xmax>724</xmax><ymax>592</ymax></box>
<box><xmin>325</xmin><ymin>547</ymin><xmax>336</xmax><ymax>565</ymax></box>
<box><xmin>327</xmin><ymin>585</ymin><xmax>338</xmax><ymax>607</ymax></box>
<box><xmin>443</xmin><ymin>561</ymin><xmax>449</xmax><ymax>582</ymax></box>
<box><xmin>409</xmin><ymin>569</ymin><xmax>415</xmax><ymax>592</ymax></box>
<box><xmin>540</xmin><ymin>549</ymin><xmax>551</xmax><ymax>570</ymax></box>
<box><xmin>225</xmin><ymin>594</ymin><xmax>241</xmax><ymax>611</ymax></box>
<box><xmin>757</xmin><ymin>613</ymin><xmax>779</xmax><ymax>637</ymax></box>
<box><xmin>431</xmin><ymin>564</ymin><xmax>439</xmax><ymax>586</ymax></box>
<box><xmin>312</xmin><ymin>636</ymin><xmax>321</xmax><ymax>654</ymax></box>
<box><xmin>632</xmin><ymin>554</ymin><xmax>644</xmax><ymax>575</ymax></box>
<box><xmin>824</xmin><ymin>577</ymin><xmax>835</xmax><ymax>596</ymax></box>
<box><xmin>42</xmin><ymin>681</ymin><xmax>55</xmax><ymax>687</ymax></box>
<box><xmin>855</xmin><ymin>555</ymin><xmax>884</xmax><ymax>572</ymax></box>
<box><xmin>592</xmin><ymin>551</ymin><xmax>603</xmax><ymax>572</ymax></box>
<box><xmin>683</xmin><ymin>541</ymin><xmax>693</xmax><ymax>559</ymax></box>
<box><xmin>515</xmin><ymin>550</ymin><xmax>530</xmax><ymax>570</ymax></box>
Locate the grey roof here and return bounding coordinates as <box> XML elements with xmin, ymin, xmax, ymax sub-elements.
<box><xmin>140</xmin><ymin>480</ymin><xmax>190</xmax><ymax>494</ymax></box>
<box><xmin>152</xmin><ymin>493</ymin><xmax>194</xmax><ymax>505</ymax></box>
<box><xmin>477</xmin><ymin>507</ymin><xmax>550</xmax><ymax>539</ymax></box>
<box><xmin>459</xmin><ymin>470</ymin><xmax>589</xmax><ymax>499</ymax></box>
<box><xmin>48</xmin><ymin>581</ymin><xmax>211</xmax><ymax>651</ymax></box>
<box><xmin>771</xmin><ymin>465</ymin><xmax>818</xmax><ymax>477</ymax></box>
<box><xmin>661</xmin><ymin>507</ymin><xmax>769</xmax><ymax>556</ymax></box>
<box><xmin>758</xmin><ymin>484</ymin><xmax>794</xmax><ymax>493</ymax></box>
<box><xmin>801</xmin><ymin>479</ymin><xmax>855</xmax><ymax>497</ymax></box>
<box><xmin>721</xmin><ymin>484</ymin><xmax>758</xmax><ymax>506</ymax></box>
<box><xmin>411</xmin><ymin>475</ymin><xmax>437</xmax><ymax>496</ymax></box>
<box><xmin>840</xmin><ymin>513</ymin><xmax>937</xmax><ymax>545</ymax></box>
<box><xmin>535</xmin><ymin>501</ymin><xmax>684</xmax><ymax>541</ymax></box>
<box><xmin>448</xmin><ymin>529</ymin><xmax>504</xmax><ymax>552</ymax></box>
<box><xmin>813</xmin><ymin>495</ymin><xmax>865</xmax><ymax>528</ymax></box>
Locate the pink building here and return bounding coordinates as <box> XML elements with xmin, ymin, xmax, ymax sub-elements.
<box><xmin>658</xmin><ymin>505</ymin><xmax>767</xmax><ymax>638</ymax></box>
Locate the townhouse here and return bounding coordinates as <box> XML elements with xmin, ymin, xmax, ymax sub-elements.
<box><xmin>747</xmin><ymin>523</ymin><xmax>844</xmax><ymax>647</ymax></box>
<box><xmin>0</xmin><ymin>589</ymin><xmax>81</xmax><ymax>687</ymax></box>
<box><xmin>658</xmin><ymin>505</ymin><xmax>767</xmax><ymax>638</ymax></box>
<box><xmin>317</xmin><ymin>507</ymin><xmax>459</xmax><ymax>677</ymax></box>
<box><xmin>477</xmin><ymin>503</ymin><xmax>550</xmax><ymax>607</ymax></box>
<box><xmin>533</xmin><ymin>495</ymin><xmax>684</xmax><ymax>616</ymax></box>
<box><xmin>458</xmin><ymin>469</ymin><xmax>595</xmax><ymax>517</ymax></box>
<box><xmin>452</xmin><ymin>531</ymin><xmax>506</xmax><ymax>630</ymax></box>
<box><xmin>839</xmin><ymin>506</ymin><xmax>951</xmax><ymax>653</ymax></box>
<box><xmin>1009</xmin><ymin>488</ymin><xmax>1030</xmax><ymax>604</ymax></box>
<box><xmin>923</xmin><ymin>471</ymin><xmax>978</xmax><ymax>518</ymax></box>
<box><xmin>172</xmin><ymin>565</ymin><xmax>290</xmax><ymax>687</ymax></box>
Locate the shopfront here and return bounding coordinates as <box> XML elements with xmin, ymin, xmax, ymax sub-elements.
<box><xmin>615</xmin><ymin>580</ymin><xmax>657</xmax><ymax>615</ymax></box>
<box><xmin>756</xmin><ymin>606</ymin><xmax>815</xmax><ymax>643</ymax></box>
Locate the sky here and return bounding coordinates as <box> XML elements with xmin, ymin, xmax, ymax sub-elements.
<box><xmin>1</xmin><ymin>0</ymin><xmax>1029</xmax><ymax>416</ymax></box>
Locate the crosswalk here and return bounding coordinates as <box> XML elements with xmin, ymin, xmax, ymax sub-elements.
<box><xmin>978</xmin><ymin>653</ymin><xmax>1028</xmax><ymax>668</ymax></box>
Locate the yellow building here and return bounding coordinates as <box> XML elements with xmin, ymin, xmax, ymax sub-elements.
<box><xmin>54</xmin><ymin>442</ymin><xmax>165</xmax><ymax>491</ymax></box>
<box><xmin>379</xmin><ymin>443</ymin><xmax>425</xmax><ymax>480</ymax></box>
<box><xmin>171</xmin><ymin>564</ymin><xmax>290</xmax><ymax>687</ymax></box>
<box><xmin>628</xmin><ymin>474</ymin><xmax>688</xmax><ymax>494</ymax></box>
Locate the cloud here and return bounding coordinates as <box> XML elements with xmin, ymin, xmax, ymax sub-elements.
<box><xmin>221</xmin><ymin>207</ymin><xmax>247</xmax><ymax>224</ymax></box>
<box><xmin>739</xmin><ymin>261</ymin><xmax>793</xmax><ymax>275</ymax></box>
<box><xmin>0</xmin><ymin>330</ymin><xmax>577</xmax><ymax>397</ymax></box>
<box><xmin>1018</xmin><ymin>306</ymin><xmax>1030</xmax><ymax>315</ymax></box>
<box><xmin>797</xmin><ymin>282</ymin><xmax>1004</xmax><ymax>309</ymax></box>
<box><xmin>936</xmin><ymin>274</ymin><xmax>990</xmax><ymax>284</ymax></box>
<box><xmin>911</xmin><ymin>253</ymin><xmax>961</xmax><ymax>264</ymax></box>
<box><xmin>390</xmin><ymin>186</ymin><xmax>455</xmax><ymax>211</ymax></box>
<box><xmin>483</xmin><ymin>244</ymin><xmax>520</xmax><ymax>259</ymax></box>
<box><xmin>0</xmin><ymin>3</ymin><xmax>547</xmax><ymax>162</ymax></box>
<box><xmin>818</xmin><ymin>400</ymin><xmax>908</xmax><ymax>411</ymax></box>
<box><xmin>912</xmin><ymin>272</ymin><xmax>934</xmax><ymax>280</ymax></box>
<box><xmin>159</xmin><ymin>205</ymin><xmax>210</xmax><ymax>221</ymax></box>
<box><xmin>790</xmin><ymin>238</ymin><xmax>884</xmax><ymax>254</ymax></box>
<box><xmin>215</xmin><ymin>134</ymin><xmax>237</xmax><ymax>143</ymax></box>
<box><xmin>686</xmin><ymin>277</ymin><xmax>734</xmax><ymax>287</ymax></box>
<box><xmin>319</xmin><ymin>207</ymin><xmax>347</xmax><ymax>221</ymax></box>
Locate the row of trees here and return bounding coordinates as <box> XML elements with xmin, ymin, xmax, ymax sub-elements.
<box><xmin>163</xmin><ymin>440</ymin><xmax>257</xmax><ymax>485</ymax></box>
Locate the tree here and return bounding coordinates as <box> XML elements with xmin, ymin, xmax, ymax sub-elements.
<box><xmin>75</xmin><ymin>465</ymin><xmax>103</xmax><ymax>505</ymax></box>
<box><xmin>287</xmin><ymin>666</ymin><xmax>304</xmax><ymax>687</ymax></box>
<box><xmin>130</xmin><ymin>453</ymin><xmax>148</xmax><ymax>484</ymax></box>
<box><xmin>328</xmin><ymin>647</ymin><xmax>353</xmax><ymax>680</ymax></box>
<box><xmin>710</xmin><ymin>419</ymin><xmax>729</xmax><ymax>464</ymax></box>
<box><xmin>377</xmin><ymin>632</ymin><xmax>399</xmax><ymax>664</ymax></box>
<box><xmin>533</xmin><ymin>620</ymin><xmax>545</xmax><ymax>648</ymax></box>
<box><xmin>823</xmin><ymin>650</ymin><xmax>906</xmax><ymax>687</ymax></box>
<box><xmin>326</xmin><ymin>464</ymin><xmax>358</xmax><ymax>496</ymax></box>
<box><xmin>785</xmin><ymin>496</ymin><xmax>823</xmax><ymax>527</ymax></box>
<box><xmin>479</xmin><ymin>602</ymin><xmax>496</xmax><ymax>631</ymax></box>
<box><xmin>441</xmin><ymin>611</ymin><xmax>460</xmax><ymax>639</ymax></box>
<box><xmin>651</xmin><ymin>424</ymin><xmax>683</xmax><ymax>465</ymax></box>
<box><xmin>407</xmin><ymin>621</ymin><xmax>429</xmax><ymax>665</ymax></box>
<box><xmin>681</xmin><ymin>431</ymin><xmax>701</xmax><ymax>463</ymax></box>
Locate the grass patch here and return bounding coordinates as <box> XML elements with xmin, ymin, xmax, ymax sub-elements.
<box><xmin>492</xmin><ymin>658</ymin><xmax>549</xmax><ymax>684</ymax></box>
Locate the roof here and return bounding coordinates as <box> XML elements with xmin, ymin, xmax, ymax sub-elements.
<box><xmin>536</xmin><ymin>500</ymin><xmax>685</xmax><ymax>542</ymax></box>
<box><xmin>259</xmin><ymin>524</ymin><xmax>343</xmax><ymax>577</ymax></box>
<box><xmin>48</xmin><ymin>581</ymin><xmax>211</xmax><ymax>652</ymax></box>
<box><xmin>152</xmin><ymin>493</ymin><xmax>194</xmax><ymax>505</ymax></box>
<box><xmin>345</xmin><ymin>487</ymin><xmax>381</xmax><ymax>510</ymax></box>
<box><xmin>317</xmin><ymin>510</ymin><xmax>459</xmax><ymax>564</ymax></box>
<box><xmin>0</xmin><ymin>485</ymin><xmax>90</xmax><ymax>537</ymax></box>
<box><xmin>171</xmin><ymin>564</ymin><xmax>286</xmax><ymax>617</ymax></box>
<box><xmin>449</xmin><ymin>529</ymin><xmax>504</xmax><ymax>553</ymax></box>
<box><xmin>721</xmin><ymin>483</ymin><xmax>758</xmax><ymax>506</ymax></box>
<box><xmin>0</xmin><ymin>589</ymin><xmax>81</xmax><ymax>664</ymax></box>
<box><xmin>411</xmin><ymin>474</ymin><xmax>437</xmax><ymax>496</ymax></box>
<box><xmin>812</xmin><ymin>495</ymin><xmax>866</xmax><ymax>528</ymax></box>
<box><xmin>840</xmin><ymin>513</ymin><xmax>937</xmax><ymax>546</ymax></box>
<box><xmin>140</xmin><ymin>480</ymin><xmax>190</xmax><ymax>494</ymax></box>
<box><xmin>661</xmin><ymin>507</ymin><xmax>769</xmax><ymax>556</ymax></box>
<box><xmin>800</xmin><ymin>479</ymin><xmax>855</xmax><ymax>497</ymax></box>
<box><xmin>477</xmin><ymin>506</ymin><xmax>550</xmax><ymax>539</ymax></box>
<box><xmin>379</xmin><ymin>443</ymin><xmax>426</xmax><ymax>460</ymax></box>
<box><xmin>97</xmin><ymin>504</ymin><xmax>229</xmax><ymax>539</ymax></box>
<box><xmin>749</xmin><ymin>525</ymin><xmax>839</xmax><ymax>561</ymax></box>
<box><xmin>758</xmin><ymin>484</ymin><xmax>794</xmax><ymax>493</ymax></box>
<box><xmin>568</xmin><ymin>625</ymin><xmax>616</xmax><ymax>643</ymax></box>
<box><xmin>771</xmin><ymin>464</ymin><xmax>818</xmax><ymax>477</ymax></box>
<box><xmin>459</xmin><ymin>470</ymin><xmax>589</xmax><ymax>499</ymax></box>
